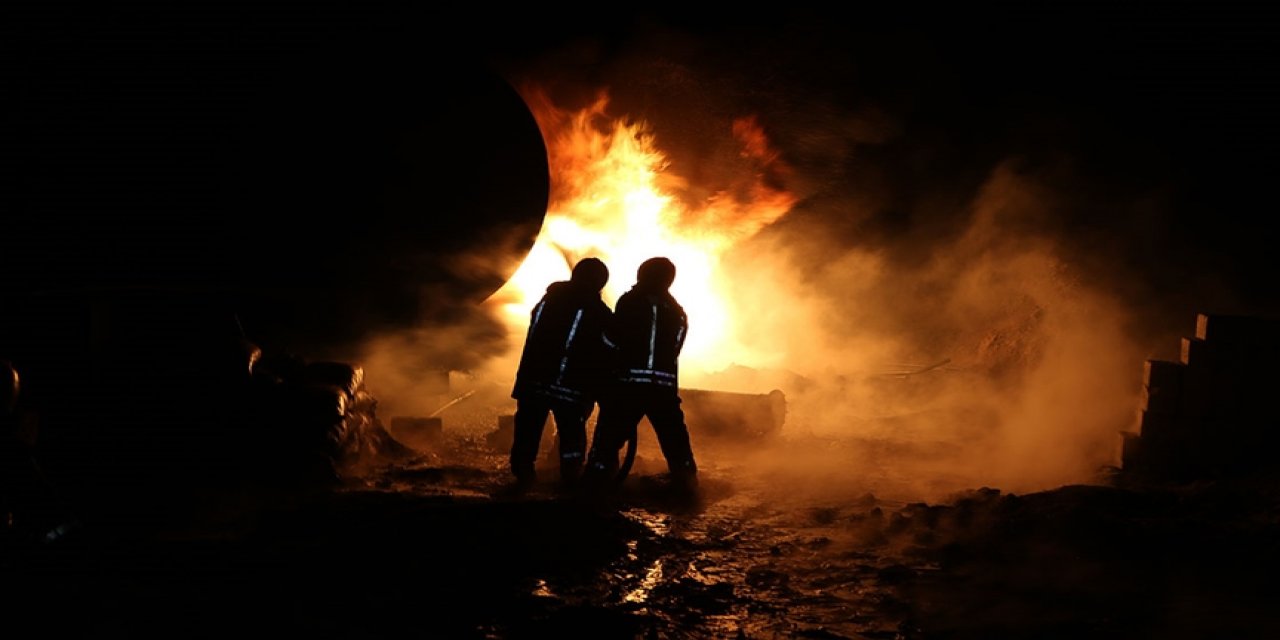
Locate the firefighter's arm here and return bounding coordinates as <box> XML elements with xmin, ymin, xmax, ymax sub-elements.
<box><xmin>674</xmin><ymin>310</ymin><xmax>688</xmax><ymax>356</ymax></box>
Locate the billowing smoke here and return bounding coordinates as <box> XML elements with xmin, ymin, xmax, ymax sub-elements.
<box><xmin>353</xmin><ymin>227</ymin><xmax>536</xmax><ymax>420</ymax></box>
<box><xmin>356</xmin><ymin>16</ymin><xmax>1274</xmax><ymax>499</ymax></box>
<box><xmin>712</xmin><ymin>161</ymin><xmax>1146</xmax><ymax>496</ymax></box>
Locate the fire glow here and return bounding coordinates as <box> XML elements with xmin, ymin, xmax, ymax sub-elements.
<box><xmin>487</xmin><ymin>90</ymin><xmax>797</xmax><ymax>374</ymax></box>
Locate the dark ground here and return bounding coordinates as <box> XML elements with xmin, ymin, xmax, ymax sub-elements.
<box><xmin>6</xmin><ymin>419</ymin><xmax>1280</xmax><ymax>640</ymax></box>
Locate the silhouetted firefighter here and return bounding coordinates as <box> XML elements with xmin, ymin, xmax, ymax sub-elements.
<box><xmin>510</xmin><ymin>258</ymin><xmax>613</xmax><ymax>488</ymax></box>
<box><xmin>586</xmin><ymin>257</ymin><xmax>698</xmax><ymax>492</ymax></box>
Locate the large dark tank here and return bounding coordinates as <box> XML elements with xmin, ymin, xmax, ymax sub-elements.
<box><xmin>2</xmin><ymin>22</ymin><xmax>549</xmax><ymax>355</ymax></box>
<box><xmin>0</xmin><ymin>18</ymin><xmax>549</xmax><ymax>517</ymax></box>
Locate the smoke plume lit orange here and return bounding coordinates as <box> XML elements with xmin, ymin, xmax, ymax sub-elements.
<box><xmin>362</xmin><ymin>84</ymin><xmax>1147</xmax><ymax>501</ymax></box>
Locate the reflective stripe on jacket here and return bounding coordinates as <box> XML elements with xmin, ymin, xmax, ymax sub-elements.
<box><xmin>512</xmin><ymin>281</ymin><xmax>613</xmax><ymax>404</ymax></box>
<box><xmin>608</xmin><ymin>286</ymin><xmax>687</xmax><ymax>388</ymax></box>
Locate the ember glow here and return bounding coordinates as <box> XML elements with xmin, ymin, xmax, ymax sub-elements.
<box><xmin>486</xmin><ymin>90</ymin><xmax>796</xmax><ymax>374</ymax></box>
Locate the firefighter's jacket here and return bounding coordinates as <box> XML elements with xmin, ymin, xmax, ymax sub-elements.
<box><xmin>511</xmin><ymin>280</ymin><xmax>614</xmax><ymax>406</ymax></box>
<box><xmin>608</xmin><ymin>285</ymin><xmax>687</xmax><ymax>389</ymax></box>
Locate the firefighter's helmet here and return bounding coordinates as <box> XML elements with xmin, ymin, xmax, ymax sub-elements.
<box><xmin>571</xmin><ymin>257</ymin><xmax>609</xmax><ymax>292</ymax></box>
<box><xmin>637</xmin><ymin>257</ymin><xmax>676</xmax><ymax>291</ymax></box>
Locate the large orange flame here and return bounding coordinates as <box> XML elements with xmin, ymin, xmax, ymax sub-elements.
<box><xmin>487</xmin><ymin>89</ymin><xmax>796</xmax><ymax>376</ymax></box>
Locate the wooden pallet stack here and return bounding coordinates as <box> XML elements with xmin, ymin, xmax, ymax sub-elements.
<box><xmin>1123</xmin><ymin>313</ymin><xmax>1280</xmax><ymax>479</ymax></box>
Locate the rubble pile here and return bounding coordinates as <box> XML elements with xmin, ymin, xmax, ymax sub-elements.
<box><xmin>1</xmin><ymin>291</ymin><xmax>410</xmax><ymax>538</ymax></box>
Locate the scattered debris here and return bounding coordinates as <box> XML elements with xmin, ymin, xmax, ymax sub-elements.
<box><xmin>388</xmin><ymin>416</ymin><xmax>444</xmax><ymax>451</ymax></box>
<box><xmin>429</xmin><ymin>389</ymin><xmax>478</xmax><ymax>418</ymax></box>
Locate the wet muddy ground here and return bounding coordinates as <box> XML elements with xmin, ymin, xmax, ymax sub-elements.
<box><xmin>6</xmin><ymin>416</ymin><xmax>1280</xmax><ymax>639</ymax></box>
